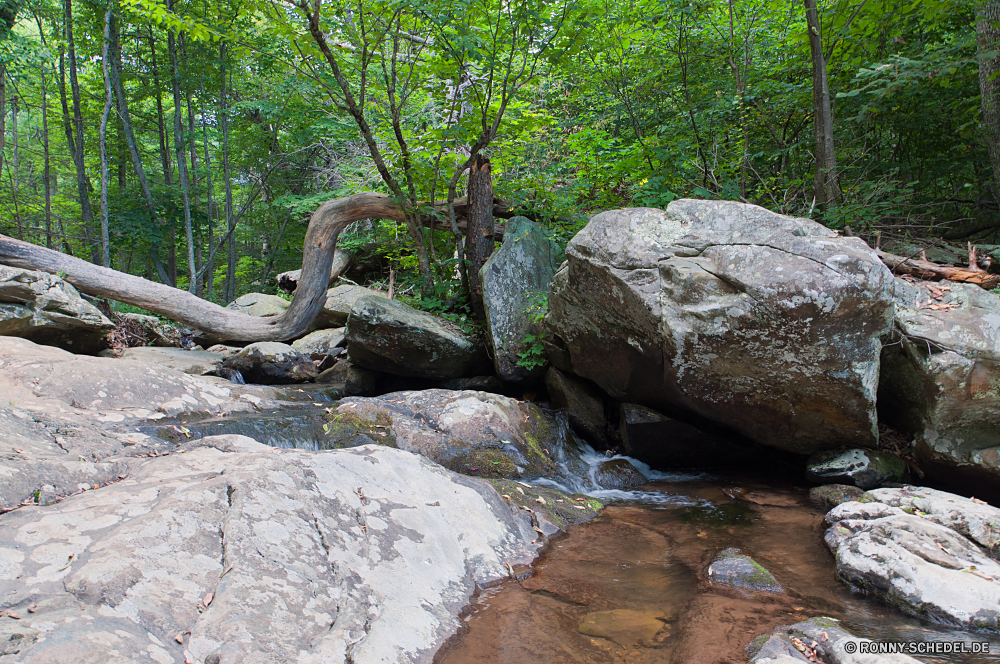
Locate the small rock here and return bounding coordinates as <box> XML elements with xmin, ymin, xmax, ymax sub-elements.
<box><xmin>750</xmin><ymin>617</ymin><xmax>921</xmax><ymax>663</ymax></box>
<box><xmin>205</xmin><ymin>344</ymin><xmax>242</xmax><ymax>359</ymax></box>
<box><xmin>806</xmin><ymin>448</ymin><xmax>906</xmax><ymax>490</ymax></box>
<box><xmin>577</xmin><ymin>609</ymin><xmax>669</xmax><ymax>647</ymax></box>
<box><xmin>594</xmin><ymin>458</ymin><xmax>647</xmax><ymax>490</ymax></box>
<box><xmin>222</xmin><ymin>342</ymin><xmax>317</xmax><ymax>384</ymax></box>
<box><xmin>292</xmin><ymin>328</ymin><xmax>346</xmax><ymax>356</ymax></box>
<box><xmin>225</xmin><ymin>293</ymin><xmax>289</xmax><ymax>318</ymax></box>
<box><xmin>707</xmin><ymin>548</ymin><xmax>782</xmax><ymax>592</ymax></box>
<box><xmin>808</xmin><ymin>484</ymin><xmax>864</xmax><ymax>510</ymax></box>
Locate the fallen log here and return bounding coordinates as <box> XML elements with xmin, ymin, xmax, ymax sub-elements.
<box><xmin>875</xmin><ymin>249</ymin><xmax>1000</xmax><ymax>290</ymax></box>
<box><xmin>0</xmin><ymin>192</ymin><xmax>410</xmax><ymax>342</ymax></box>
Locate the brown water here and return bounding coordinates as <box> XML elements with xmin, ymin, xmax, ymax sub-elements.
<box><xmin>437</xmin><ymin>474</ymin><xmax>1000</xmax><ymax>664</ymax></box>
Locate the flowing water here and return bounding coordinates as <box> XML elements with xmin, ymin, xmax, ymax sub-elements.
<box><xmin>153</xmin><ymin>399</ymin><xmax>1000</xmax><ymax>663</ymax></box>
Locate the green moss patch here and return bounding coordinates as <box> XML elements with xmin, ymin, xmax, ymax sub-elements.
<box><xmin>489</xmin><ymin>479</ymin><xmax>603</xmax><ymax>528</ymax></box>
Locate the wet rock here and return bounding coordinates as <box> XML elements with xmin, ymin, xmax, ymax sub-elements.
<box><xmin>824</xmin><ymin>487</ymin><xmax>1000</xmax><ymax>630</ymax></box>
<box><xmin>750</xmin><ymin>616</ymin><xmax>921</xmax><ymax>663</ymax></box>
<box><xmin>619</xmin><ymin>402</ymin><xmax>756</xmax><ymax>468</ymax></box>
<box><xmin>440</xmin><ymin>375</ymin><xmax>503</xmax><ymax>393</ymax></box>
<box><xmin>318</xmin><ymin>283</ymin><xmax>387</xmax><ymax>327</ymax></box>
<box><xmin>102</xmin><ymin>346</ymin><xmax>223</xmax><ymax>376</ymax></box>
<box><xmin>545</xmin><ymin>367</ymin><xmax>612</xmax><ymax>447</ymax></box>
<box><xmin>480</xmin><ymin>217</ymin><xmax>563</xmax><ymax>381</ymax></box>
<box><xmin>806</xmin><ymin>448</ymin><xmax>906</xmax><ymax>490</ymax></box>
<box><xmin>489</xmin><ymin>479</ymin><xmax>603</xmax><ymax>534</ymax></box>
<box><xmin>707</xmin><ymin>548</ymin><xmax>782</xmax><ymax>592</ymax></box>
<box><xmin>878</xmin><ymin>277</ymin><xmax>1000</xmax><ymax>487</ymax></box>
<box><xmin>547</xmin><ymin>201</ymin><xmax>895</xmax><ymax>455</ymax></box>
<box><xmin>118</xmin><ymin>312</ymin><xmax>183</xmax><ymax>347</ymax></box>
<box><xmin>577</xmin><ymin>609</ymin><xmax>670</xmax><ymax>647</ymax></box>
<box><xmin>809</xmin><ymin>484</ymin><xmax>865</xmax><ymax>510</ymax></box>
<box><xmin>222</xmin><ymin>341</ymin><xmax>318</xmax><ymax>384</ymax></box>
<box><xmin>0</xmin><ymin>265</ymin><xmax>114</xmax><ymax>353</ymax></box>
<box><xmin>224</xmin><ymin>292</ymin><xmax>289</xmax><ymax>317</ymax></box>
<box><xmin>328</xmin><ymin>389</ymin><xmax>559</xmax><ymax>478</ymax></box>
<box><xmin>0</xmin><ymin>439</ymin><xmax>541</xmax><ymax>664</ymax></box>
<box><xmin>594</xmin><ymin>458</ymin><xmax>647</xmax><ymax>490</ymax></box>
<box><xmin>316</xmin><ymin>358</ymin><xmax>352</xmax><ymax>385</ymax></box>
<box><xmin>346</xmin><ymin>294</ymin><xmax>487</xmax><ymax>379</ymax></box>
<box><xmin>292</xmin><ymin>327</ymin><xmax>346</xmax><ymax>358</ymax></box>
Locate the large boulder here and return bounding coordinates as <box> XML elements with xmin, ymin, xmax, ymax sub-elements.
<box><xmin>0</xmin><ymin>438</ymin><xmax>541</xmax><ymax>664</ymax></box>
<box><xmin>480</xmin><ymin>217</ymin><xmax>563</xmax><ymax>381</ymax></box>
<box><xmin>326</xmin><ymin>389</ymin><xmax>559</xmax><ymax>478</ymax></box>
<box><xmin>292</xmin><ymin>327</ymin><xmax>346</xmax><ymax>356</ymax></box>
<box><xmin>225</xmin><ymin>292</ymin><xmax>290</xmax><ymax>317</ymax></box>
<box><xmin>878</xmin><ymin>277</ymin><xmax>1000</xmax><ymax>486</ymax></box>
<box><xmin>346</xmin><ymin>295</ymin><xmax>486</xmax><ymax>379</ymax></box>
<box><xmin>547</xmin><ymin>201</ymin><xmax>895</xmax><ymax>454</ymax></box>
<box><xmin>222</xmin><ymin>341</ymin><xmax>318</xmax><ymax>384</ymax></box>
<box><xmin>824</xmin><ymin>486</ymin><xmax>1000</xmax><ymax>631</ymax></box>
<box><xmin>0</xmin><ymin>265</ymin><xmax>114</xmax><ymax>353</ymax></box>
<box><xmin>318</xmin><ymin>284</ymin><xmax>387</xmax><ymax>328</ymax></box>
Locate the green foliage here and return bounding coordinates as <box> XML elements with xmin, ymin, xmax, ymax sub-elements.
<box><xmin>516</xmin><ymin>291</ymin><xmax>549</xmax><ymax>370</ymax></box>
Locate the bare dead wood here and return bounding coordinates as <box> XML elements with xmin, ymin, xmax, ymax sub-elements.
<box><xmin>0</xmin><ymin>193</ymin><xmax>413</xmax><ymax>342</ymax></box>
<box><xmin>876</xmin><ymin>249</ymin><xmax>1000</xmax><ymax>290</ymax></box>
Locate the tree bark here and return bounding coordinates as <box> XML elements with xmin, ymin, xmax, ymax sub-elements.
<box><xmin>466</xmin><ymin>154</ymin><xmax>494</xmax><ymax>320</ymax></box>
<box><xmin>0</xmin><ymin>194</ymin><xmax>412</xmax><ymax>341</ymax></box>
<box><xmin>63</xmin><ymin>0</ymin><xmax>98</xmax><ymax>262</ymax></box>
<box><xmin>220</xmin><ymin>41</ymin><xmax>236</xmax><ymax>302</ymax></box>
<box><xmin>978</xmin><ymin>2</ymin><xmax>1000</xmax><ymax>198</ymax></box>
<box><xmin>41</xmin><ymin>62</ymin><xmax>51</xmax><ymax>248</ymax></box>
<box><xmin>98</xmin><ymin>4</ymin><xmax>114</xmax><ymax>268</ymax></box>
<box><xmin>166</xmin><ymin>3</ymin><xmax>197</xmax><ymax>294</ymax></box>
<box><xmin>876</xmin><ymin>249</ymin><xmax>1000</xmax><ymax>290</ymax></box>
<box><xmin>804</xmin><ymin>0</ymin><xmax>839</xmax><ymax>208</ymax></box>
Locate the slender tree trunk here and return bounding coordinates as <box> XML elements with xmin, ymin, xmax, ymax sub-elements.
<box><xmin>201</xmin><ymin>80</ymin><xmax>216</xmax><ymax>299</ymax></box>
<box><xmin>10</xmin><ymin>85</ymin><xmax>19</xmax><ymax>235</ymax></box>
<box><xmin>99</xmin><ymin>4</ymin><xmax>114</xmax><ymax>268</ymax></box>
<box><xmin>64</xmin><ymin>0</ymin><xmax>98</xmax><ymax>261</ymax></box>
<box><xmin>220</xmin><ymin>41</ymin><xmax>236</xmax><ymax>302</ymax></box>
<box><xmin>166</xmin><ymin>8</ymin><xmax>197</xmax><ymax>294</ymax></box>
<box><xmin>41</xmin><ymin>63</ymin><xmax>52</xmax><ymax>248</ymax></box>
<box><xmin>466</xmin><ymin>155</ymin><xmax>494</xmax><ymax>320</ymax></box>
<box><xmin>0</xmin><ymin>63</ymin><xmax>6</xmax><ymax>188</ymax></box>
<box><xmin>804</xmin><ymin>0</ymin><xmax>839</xmax><ymax>208</ymax></box>
<box><xmin>978</xmin><ymin>2</ymin><xmax>1000</xmax><ymax>198</ymax></box>
<box><xmin>146</xmin><ymin>26</ymin><xmax>175</xmax><ymax>286</ymax></box>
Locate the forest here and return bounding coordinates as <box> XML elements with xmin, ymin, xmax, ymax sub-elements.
<box><xmin>0</xmin><ymin>0</ymin><xmax>995</xmax><ymax>322</ymax></box>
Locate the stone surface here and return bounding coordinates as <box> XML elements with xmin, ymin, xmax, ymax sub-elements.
<box><xmin>0</xmin><ymin>437</ymin><xmax>541</xmax><ymax>664</ymax></box>
<box><xmin>318</xmin><ymin>284</ymin><xmax>387</xmax><ymax>328</ymax></box>
<box><xmin>577</xmin><ymin>609</ymin><xmax>669</xmax><ymax>647</ymax></box>
<box><xmin>824</xmin><ymin>487</ymin><xmax>1000</xmax><ymax>630</ymax></box>
<box><xmin>292</xmin><ymin>327</ymin><xmax>346</xmax><ymax>356</ymax></box>
<box><xmin>806</xmin><ymin>449</ymin><xmax>906</xmax><ymax>490</ymax></box>
<box><xmin>103</xmin><ymin>346</ymin><xmax>224</xmax><ymax>376</ymax></box>
<box><xmin>545</xmin><ymin>367</ymin><xmax>612</xmax><ymax>447</ymax></box>
<box><xmin>224</xmin><ymin>292</ymin><xmax>290</xmax><ymax>317</ymax></box>
<box><xmin>878</xmin><ymin>277</ymin><xmax>1000</xmax><ymax>485</ymax></box>
<box><xmin>205</xmin><ymin>344</ymin><xmax>242</xmax><ymax>359</ymax></box>
<box><xmin>751</xmin><ymin>617</ymin><xmax>921</xmax><ymax>663</ymax></box>
<box><xmin>0</xmin><ymin>265</ymin><xmax>114</xmax><ymax>353</ymax></box>
<box><xmin>327</xmin><ymin>389</ymin><xmax>558</xmax><ymax>479</ymax></box>
<box><xmin>317</xmin><ymin>358</ymin><xmax>352</xmax><ymax>385</ymax></box>
<box><xmin>346</xmin><ymin>295</ymin><xmax>487</xmax><ymax>380</ymax></box>
<box><xmin>809</xmin><ymin>484</ymin><xmax>865</xmax><ymax>510</ymax></box>
<box><xmin>618</xmin><ymin>402</ymin><xmax>756</xmax><ymax>468</ymax></box>
<box><xmin>480</xmin><ymin>217</ymin><xmax>563</xmax><ymax>381</ymax></box>
<box><xmin>593</xmin><ymin>458</ymin><xmax>647</xmax><ymax>490</ymax></box>
<box><xmin>706</xmin><ymin>547</ymin><xmax>782</xmax><ymax>592</ymax></box>
<box><xmin>547</xmin><ymin>200</ymin><xmax>895</xmax><ymax>454</ymax></box>
<box><xmin>222</xmin><ymin>341</ymin><xmax>318</xmax><ymax>384</ymax></box>
<box><xmin>119</xmin><ymin>313</ymin><xmax>183</xmax><ymax>347</ymax></box>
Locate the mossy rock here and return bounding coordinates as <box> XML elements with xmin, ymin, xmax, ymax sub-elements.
<box><xmin>808</xmin><ymin>484</ymin><xmax>864</xmax><ymax>510</ymax></box>
<box><xmin>707</xmin><ymin>548</ymin><xmax>782</xmax><ymax>593</ymax></box>
<box><xmin>489</xmin><ymin>479</ymin><xmax>603</xmax><ymax>531</ymax></box>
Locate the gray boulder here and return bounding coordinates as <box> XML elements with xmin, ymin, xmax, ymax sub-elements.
<box><xmin>319</xmin><ymin>284</ymin><xmax>387</xmax><ymax>327</ymax></box>
<box><xmin>346</xmin><ymin>295</ymin><xmax>486</xmax><ymax>379</ymax></box>
<box><xmin>292</xmin><ymin>327</ymin><xmax>347</xmax><ymax>356</ymax></box>
<box><xmin>806</xmin><ymin>448</ymin><xmax>906</xmax><ymax>490</ymax></box>
<box><xmin>878</xmin><ymin>277</ymin><xmax>1000</xmax><ymax>485</ymax></box>
<box><xmin>225</xmin><ymin>292</ymin><xmax>289</xmax><ymax>317</ymax></box>
<box><xmin>327</xmin><ymin>389</ymin><xmax>558</xmax><ymax>478</ymax></box>
<box><xmin>480</xmin><ymin>217</ymin><xmax>563</xmax><ymax>381</ymax></box>
<box><xmin>707</xmin><ymin>548</ymin><xmax>782</xmax><ymax>592</ymax></box>
<box><xmin>809</xmin><ymin>484</ymin><xmax>865</xmax><ymax>510</ymax></box>
<box><xmin>825</xmin><ymin>487</ymin><xmax>1000</xmax><ymax>630</ymax></box>
<box><xmin>222</xmin><ymin>341</ymin><xmax>318</xmax><ymax>384</ymax></box>
<box><xmin>750</xmin><ymin>617</ymin><xmax>921</xmax><ymax>663</ymax></box>
<box><xmin>102</xmin><ymin>346</ymin><xmax>224</xmax><ymax>376</ymax></box>
<box><xmin>0</xmin><ymin>438</ymin><xmax>541</xmax><ymax>664</ymax></box>
<box><xmin>545</xmin><ymin>367</ymin><xmax>612</xmax><ymax>447</ymax></box>
<box><xmin>0</xmin><ymin>265</ymin><xmax>114</xmax><ymax>353</ymax></box>
<box><xmin>547</xmin><ymin>201</ymin><xmax>895</xmax><ymax>454</ymax></box>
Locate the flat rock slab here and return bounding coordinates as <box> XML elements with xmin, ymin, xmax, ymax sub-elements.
<box><xmin>103</xmin><ymin>347</ymin><xmax>224</xmax><ymax>376</ymax></box>
<box><xmin>825</xmin><ymin>488</ymin><xmax>1000</xmax><ymax>630</ymax></box>
<box><xmin>0</xmin><ymin>437</ymin><xmax>539</xmax><ymax>664</ymax></box>
<box><xmin>577</xmin><ymin>609</ymin><xmax>670</xmax><ymax>647</ymax></box>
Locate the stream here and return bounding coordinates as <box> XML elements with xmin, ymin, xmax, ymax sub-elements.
<box><xmin>155</xmin><ymin>398</ymin><xmax>1000</xmax><ymax>664</ymax></box>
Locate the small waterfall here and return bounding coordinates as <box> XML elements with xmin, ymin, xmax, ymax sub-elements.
<box><xmin>531</xmin><ymin>410</ymin><xmax>707</xmax><ymax>504</ymax></box>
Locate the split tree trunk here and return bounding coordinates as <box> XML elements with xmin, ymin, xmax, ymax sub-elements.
<box><xmin>166</xmin><ymin>4</ymin><xmax>196</xmax><ymax>294</ymax></box>
<box><xmin>466</xmin><ymin>155</ymin><xmax>494</xmax><ymax>320</ymax></box>
<box><xmin>804</xmin><ymin>0</ymin><xmax>839</xmax><ymax>209</ymax></box>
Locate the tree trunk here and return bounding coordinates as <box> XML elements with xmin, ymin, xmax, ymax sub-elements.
<box><xmin>201</xmin><ymin>80</ymin><xmax>216</xmax><ymax>299</ymax></box>
<box><xmin>466</xmin><ymin>155</ymin><xmax>494</xmax><ymax>320</ymax></box>
<box><xmin>166</xmin><ymin>3</ymin><xmax>197</xmax><ymax>294</ymax></box>
<box><xmin>41</xmin><ymin>62</ymin><xmax>51</xmax><ymax>249</ymax></box>
<box><xmin>64</xmin><ymin>0</ymin><xmax>98</xmax><ymax>262</ymax></box>
<box><xmin>220</xmin><ymin>41</ymin><xmax>236</xmax><ymax>302</ymax></box>
<box><xmin>978</xmin><ymin>2</ymin><xmax>1000</xmax><ymax>198</ymax></box>
<box><xmin>0</xmin><ymin>194</ymin><xmax>413</xmax><ymax>341</ymax></box>
<box><xmin>98</xmin><ymin>4</ymin><xmax>114</xmax><ymax>268</ymax></box>
<box><xmin>10</xmin><ymin>84</ymin><xmax>19</xmax><ymax>237</ymax></box>
<box><xmin>804</xmin><ymin>0</ymin><xmax>839</xmax><ymax>208</ymax></box>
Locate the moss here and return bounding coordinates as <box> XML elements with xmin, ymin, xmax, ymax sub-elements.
<box><xmin>745</xmin><ymin>633</ymin><xmax>771</xmax><ymax>659</ymax></box>
<box><xmin>324</xmin><ymin>410</ymin><xmax>397</xmax><ymax>448</ymax></box>
<box><xmin>445</xmin><ymin>448</ymin><xmax>520</xmax><ymax>479</ymax></box>
<box><xmin>520</xmin><ymin>403</ymin><xmax>557</xmax><ymax>473</ymax></box>
<box><xmin>489</xmin><ymin>479</ymin><xmax>603</xmax><ymax>528</ymax></box>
